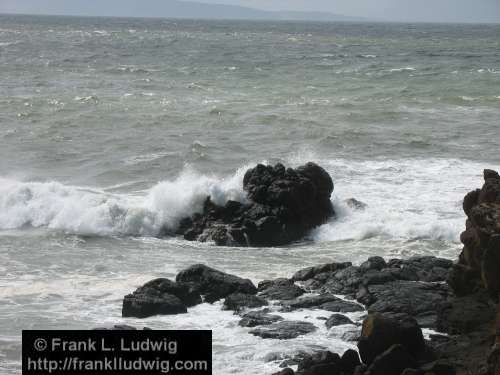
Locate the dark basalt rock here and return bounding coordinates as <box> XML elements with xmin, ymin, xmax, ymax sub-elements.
<box><xmin>174</xmin><ymin>162</ymin><xmax>335</xmax><ymax>247</ymax></box>
<box><xmin>449</xmin><ymin>170</ymin><xmax>500</xmax><ymax>296</ymax></box>
<box><xmin>325</xmin><ymin>314</ymin><xmax>356</xmax><ymax>328</ymax></box>
<box><xmin>292</xmin><ymin>262</ymin><xmax>352</xmax><ymax>282</ymax></box>
<box><xmin>399</xmin><ymin>369</ymin><xmax>421</xmax><ymax>375</ymax></box>
<box><xmin>419</xmin><ymin>360</ymin><xmax>456</xmax><ymax>375</ymax></box>
<box><xmin>317</xmin><ymin>266</ymin><xmax>364</xmax><ymax>296</ymax></box>
<box><xmin>387</xmin><ymin>256</ymin><xmax>453</xmax><ymax>283</ymax></box>
<box><xmin>281</xmin><ymin>293</ymin><xmax>364</xmax><ymax>313</ymax></box>
<box><xmin>436</xmin><ymin>290</ymin><xmax>496</xmax><ymax>334</ymax></box>
<box><xmin>353</xmin><ymin>364</ymin><xmax>367</xmax><ymax>375</ymax></box>
<box><xmin>279</xmin><ymin>351</ymin><xmax>312</xmax><ymax>369</ymax></box>
<box><xmin>277</xmin><ymin>255</ymin><xmax>453</xmax><ymax>329</ymax></box>
<box><xmin>272</xmin><ymin>369</ymin><xmax>295</xmax><ymax>375</ymax></box>
<box><xmin>94</xmin><ymin>324</ymin><xmax>151</xmax><ymax>330</ymax></box>
<box><xmin>122</xmin><ymin>292</ymin><xmax>187</xmax><ymax>318</ymax></box>
<box><xmin>122</xmin><ymin>278</ymin><xmax>202</xmax><ymax>318</ymax></box>
<box><xmin>296</xmin><ymin>351</ymin><xmax>341</xmax><ymax>375</ymax></box>
<box><xmin>345</xmin><ymin>198</ymin><xmax>368</xmax><ymax>210</ymax></box>
<box><xmin>361</xmin><ymin>280</ymin><xmax>452</xmax><ymax>328</ymax></box>
<box><xmin>302</xmin><ymin>362</ymin><xmax>340</xmax><ymax>375</ymax></box>
<box><xmin>340</xmin><ymin>349</ymin><xmax>362</xmax><ymax>374</ymax></box>
<box><xmin>222</xmin><ymin>293</ymin><xmax>267</xmax><ymax>312</ymax></box>
<box><xmin>357</xmin><ymin>313</ymin><xmax>426</xmax><ymax>366</ymax></box>
<box><xmin>320</xmin><ymin>300</ymin><xmax>365</xmax><ymax>313</ymax></box>
<box><xmin>292</xmin><ymin>349</ymin><xmax>360</xmax><ymax>375</ymax></box>
<box><xmin>482</xmin><ymin>235</ymin><xmax>500</xmax><ymax>294</ymax></box>
<box><xmin>364</xmin><ymin>344</ymin><xmax>417</xmax><ymax>375</ymax></box>
<box><xmin>249</xmin><ymin>321</ymin><xmax>317</xmax><ymax>340</ymax></box>
<box><xmin>238</xmin><ymin>310</ymin><xmax>283</xmax><ymax>327</ymax></box>
<box><xmin>360</xmin><ymin>257</ymin><xmax>387</xmax><ymax>272</ymax></box>
<box><xmin>175</xmin><ymin>264</ymin><xmax>257</xmax><ymax>303</ymax></box>
<box><xmin>258</xmin><ymin>278</ymin><xmax>305</xmax><ymax>300</ymax></box>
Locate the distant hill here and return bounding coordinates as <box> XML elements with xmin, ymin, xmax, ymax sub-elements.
<box><xmin>0</xmin><ymin>0</ymin><xmax>366</xmax><ymax>22</ymax></box>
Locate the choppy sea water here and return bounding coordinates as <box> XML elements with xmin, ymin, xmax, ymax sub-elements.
<box><xmin>1</xmin><ymin>14</ymin><xmax>500</xmax><ymax>374</ymax></box>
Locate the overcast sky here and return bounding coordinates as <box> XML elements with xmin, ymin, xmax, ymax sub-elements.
<box><xmin>1</xmin><ymin>0</ymin><xmax>499</xmax><ymax>23</ymax></box>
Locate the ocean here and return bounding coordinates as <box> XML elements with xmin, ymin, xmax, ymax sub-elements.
<box><xmin>0</xmin><ymin>14</ymin><xmax>499</xmax><ymax>374</ymax></box>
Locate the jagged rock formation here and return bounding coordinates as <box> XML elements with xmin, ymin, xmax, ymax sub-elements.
<box><xmin>448</xmin><ymin>169</ymin><xmax>500</xmax><ymax>296</ymax></box>
<box><xmin>174</xmin><ymin>162</ymin><xmax>335</xmax><ymax>246</ymax></box>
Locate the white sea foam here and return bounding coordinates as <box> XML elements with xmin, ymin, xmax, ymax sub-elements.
<box><xmin>389</xmin><ymin>67</ymin><xmax>417</xmax><ymax>72</ymax></box>
<box><xmin>459</xmin><ymin>96</ymin><xmax>476</xmax><ymax>102</ymax></box>
<box><xmin>0</xmin><ymin>167</ymin><xmax>247</xmax><ymax>236</ymax></box>
<box><xmin>311</xmin><ymin>158</ymin><xmax>486</xmax><ymax>244</ymax></box>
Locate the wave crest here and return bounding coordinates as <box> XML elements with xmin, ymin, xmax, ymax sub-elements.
<box><xmin>0</xmin><ymin>167</ymin><xmax>247</xmax><ymax>236</ymax></box>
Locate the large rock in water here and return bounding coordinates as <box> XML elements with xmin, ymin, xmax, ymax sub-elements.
<box><xmin>175</xmin><ymin>264</ymin><xmax>257</xmax><ymax>303</ymax></box>
<box><xmin>174</xmin><ymin>162</ymin><xmax>335</xmax><ymax>246</ymax></box>
<box><xmin>122</xmin><ymin>278</ymin><xmax>201</xmax><ymax>318</ymax></box>
<box><xmin>448</xmin><ymin>169</ymin><xmax>500</xmax><ymax>296</ymax></box>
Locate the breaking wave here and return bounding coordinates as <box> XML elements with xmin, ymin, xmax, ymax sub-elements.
<box><xmin>0</xmin><ymin>158</ymin><xmax>494</xmax><ymax>243</ymax></box>
<box><xmin>0</xmin><ymin>167</ymin><xmax>247</xmax><ymax>236</ymax></box>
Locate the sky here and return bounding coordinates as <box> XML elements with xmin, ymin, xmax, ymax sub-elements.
<box><xmin>1</xmin><ymin>0</ymin><xmax>499</xmax><ymax>23</ymax></box>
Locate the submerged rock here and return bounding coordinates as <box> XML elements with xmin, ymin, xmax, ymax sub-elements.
<box><xmin>345</xmin><ymin>198</ymin><xmax>368</xmax><ymax>210</ymax></box>
<box><xmin>238</xmin><ymin>310</ymin><xmax>284</xmax><ymax>327</ymax></box>
<box><xmin>249</xmin><ymin>321</ymin><xmax>317</xmax><ymax>340</ymax></box>
<box><xmin>325</xmin><ymin>314</ymin><xmax>356</xmax><ymax>328</ymax></box>
<box><xmin>173</xmin><ymin>162</ymin><xmax>335</xmax><ymax>247</ymax></box>
<box><xmin>222</xmin><ymin>292</ymin><xmax>267</xmax><ymax>312</ymax></box>
<box><xmin>281</xmin><ymin>293</ymin><xmax>364</xmax><ymax>313</ymax></box>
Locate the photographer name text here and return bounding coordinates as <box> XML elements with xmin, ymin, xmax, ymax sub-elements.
<box><xmin>48</xmin><ymin>338</ymin><xmax>178</xmax><ymax>353</ymax></box>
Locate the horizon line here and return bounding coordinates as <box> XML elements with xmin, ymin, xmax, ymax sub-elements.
<box><xmin>1</xmin><ymin>11</ymin><xmax>499</xmax><ymax>25</ymax></box>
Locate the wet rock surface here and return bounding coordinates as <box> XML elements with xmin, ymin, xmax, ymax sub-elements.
<box><xmin>258</xmin><ymin>278</ymin><xmax>306</xmax><ymax>300</ymax></box>
<box><xmin>449</xmin><ymin>169</ymin><xmax>500</xmax><ymax>296</ymax></box>
<box><xmin>175</xmin><ymin>264</ymin><xmax>257</xmax><ymax>303</ymax></box>
<box><xmin>281</xmin><ymin>293</ymin><xmax>364</xmax><ymax>313</ymax></box>
<box><xmin>122</xmin><ymin>278</ymin><xmax>201</xmax><ymax>318</ymax></box>
<box><xmin>173</xmin><ymin>162</ymin><xmax>335</xmax><ymax>247</ymax></box>
<box><xmin>292</xmin><ymin>262</ymin><xmax>352</xmax><ymax>282</ymax></box>
<box><xmin>222</xmin><ymin>292</ymin><xmax>268</xmax><ymax>312</ymax></box>
<box><xmin>249</xmin><ymin>321</ymin><xmax>317</xmax><ymax>340</ymax></box>
<box><xmin>357</xmin><ymin>314</ymin><xmax>426</xmax><ymax>365</ymax></box>
<box><xmin>238</xmin><ymin>310</ymin><xmax>284</xmax><ymax>327</ymax></box>
<box><xmin>290</xmin><ymin>255</ymin><xmax>454</xmax><ymax>328</ymax></box>
<box><xmin>363</xmin><ymin>281</ymin><xmax>452</xmax><ymax>328</ymax></box>
<box><xmin>325</xmin><ymin>314</ymin><xmax>356</xmax><ymax>328</ymax></box>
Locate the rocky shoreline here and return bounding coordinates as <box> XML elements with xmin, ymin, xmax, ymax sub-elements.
<box><xmin>117</xmin><ymin>165</ymin><xmax>500</xmax><ymax>375</ymax></box>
